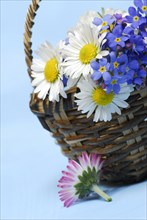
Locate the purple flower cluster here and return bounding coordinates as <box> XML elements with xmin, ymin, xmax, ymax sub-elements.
<box><xmin>91</xmin><ymin>0</ymin><xmax>147</xmax><ymax>94</ymax></box>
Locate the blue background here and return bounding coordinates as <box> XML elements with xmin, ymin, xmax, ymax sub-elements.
<box><xmin>1</xmin><ymin>0</ymin><xmax>147</xmax><ymax>219</ymax></box>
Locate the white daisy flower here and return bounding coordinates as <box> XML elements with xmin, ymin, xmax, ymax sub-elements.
<box><xmin>31</xmin><ymin>41</ymin><xmax>67</xmax><ymax>102</ymax></box>
<box><xmin>61</xmin><ymin>24</ymin><xmax>109</xmax><ymax>81</ymax></box>
<box><xmin>75</xmin><ymin>78</ymin><xmax>134</xmax><ymax>122</ymax></box>
<box><xmin>78</xmin><ymin>11</ymin><xmax>99</xmax><ymax>27</ymax></box>
<box><xmin>65</xmin><ymin>11</ymin><xmax>100</xmax><ymax>39</ymax></box>
<box><xmin>104</xmin><ymin>8</ymin><xmax>128</xmax><ymax>17</ymax></box>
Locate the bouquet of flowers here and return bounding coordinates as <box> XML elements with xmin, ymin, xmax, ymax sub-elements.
<box><xmin>31</xmin><ymin>0</ymin><xmax>146</xmax><ymax>123</ymax></box>
<box><xmin>26</xmin><ymin>0</ymin><xmax>147</xmax><ymax>207</ymax></box>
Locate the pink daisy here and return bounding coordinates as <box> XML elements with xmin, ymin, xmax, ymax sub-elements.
<box><xmin>58</xmin><ymin>152</ymin><xmax>112</xmax><ymax>207</ymax></box>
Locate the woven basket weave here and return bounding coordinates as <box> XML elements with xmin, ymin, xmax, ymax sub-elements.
<box><xmin>24</xmin><ymin>0</ymin><xmax>147</xmax><ymax>184</ymax></box>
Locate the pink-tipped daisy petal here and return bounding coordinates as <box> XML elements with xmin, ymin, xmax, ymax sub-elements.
<box><xmin>58</xmin><ymin>152</ymin><xmax>112</xmax><ymax>207</ymax></box>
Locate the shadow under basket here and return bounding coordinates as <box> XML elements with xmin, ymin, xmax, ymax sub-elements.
<box><xmin>24</xmin><ymin>0</ymin><xmax>147</xmax><ymax>184</ymax></box>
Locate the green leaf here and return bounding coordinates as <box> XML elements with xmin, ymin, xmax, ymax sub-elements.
<box><xmin>74</xmin><ymin>168</ymin><xmax>99</xmax><ymax>199</ymax></box>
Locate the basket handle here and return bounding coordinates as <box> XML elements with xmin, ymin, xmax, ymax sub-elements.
<box><xmin>24</xmin><ymin>0</ymin><xmax>41</xmax><ymax>79</ymax></box>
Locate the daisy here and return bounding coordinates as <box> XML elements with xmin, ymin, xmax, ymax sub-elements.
<box><xmin>61</xmin><ymin>24</ymin><xmax>109</xmax><ymax>80</ymax></box>
<box><xmin>75</xmin><ymin>78</ymin><xmax>134</xmax><ymax>122</ymax></box>
<box><xmin>78</xmin><ymin>10</ymin><xmax>99</xmax><ymax>27</ymax></box>
<box><xmin>66</xmin><ymin>11</ymin><xmax>100</xmax><ymax>37</ymax></box>
<box><xmin>104</xmin><ymin>8</ymin><xmax>128</xmax><ymax>17</ymax></box>
<box><xmin>63</xmin><ymin>11</ymin><xmax>98</xmax><ymax>49</ymax></box>
<box><xmin>58</xmin><ymin>152</ymin><xmax>112</xmax><ymax>208</ymax></box>
<box><xmin>31</xmin><ymin>41</ymin><xmax>67</xmax><ymax>101</ymax></box>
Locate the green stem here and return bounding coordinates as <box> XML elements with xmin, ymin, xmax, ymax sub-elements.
<box><xmin>101</xmin><ymin>7</ymin><xmax>105</xmax><ymax>16</ymax></box>
<box><xmin>91</xmin><ymin>184</ymin><xmax>112</xmax><ymax>202</ymax></box>
<box><xmin>98</xmin><ymin>12</ymin><xmax>103</xmax><ymax>18</ymax></box>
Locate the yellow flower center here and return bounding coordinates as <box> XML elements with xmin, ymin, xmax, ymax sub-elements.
<box><xmin>114</xmin><ymin>62</ymin><xmax>119</xmax><ymax>68</ymax></box>
<box><xmin>92</xmin><ymin>87</ymin><xmax>114</xmax><ymax>106</ymax></box>
<box><xmin>111</xmin><ymin>79</ymin><xmax>117</xmax><ymax>85</ymax></box>
<box><xmin>142</xmin><ymin>6</ymin><xmax>147</xmax><ymax>11</ymax></box>
<box><xmin>99</xmin><ymin>66</ymin><xmax>106</xmax><ymax>73</ymax></box>
<box><xmin>79</xmin><ymin>44</ymin><xmax>97</xmax><ymax>64</ymax></box>
<box><xmin>102</xmin><ymin>21</ymin><xmax>107</xmax><ymax>27</ymax></box>
<box><xmin>133</xmin><ymin>16</ymin><xmax>139</xmax><ymax>21</ymax></box>
<box><xmin>44</xmin><ymin>58</ymin><xmax>58</xmax><ymax>83</ymax></box>
<box><xmin>115</xmin><ymin>38</ymin><xmax>121</xmax><ymax>42</ymax></box>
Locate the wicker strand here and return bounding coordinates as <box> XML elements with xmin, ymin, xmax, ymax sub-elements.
<box><xmin>24</xmin><ymin>0</ymin><xmax>41</xmax><ymax>78</ymax></box>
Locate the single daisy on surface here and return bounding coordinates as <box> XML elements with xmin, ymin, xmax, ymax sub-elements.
<box><xmin>61</xmin><ymin>24</ymin><xmax>109</xmax><ymax>82</ymax></box>
<box><xmin>75</xmin><ymin>78</ymin><xmax>134</xmax><ymax>122</ymax></box>
<box><xmin>31</xmin><ymin>41</ymin><xmax>67</xmax><ymax>101</ymax></box>
<box><xmin>58</xmin><ymin>152</ymin><xmax>112</xmax><ymax>208</ymax></box>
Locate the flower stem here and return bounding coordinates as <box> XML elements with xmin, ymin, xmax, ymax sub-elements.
<box><xmin>91</xmin><ymin>184</ymin><xmax>112</xmax><ymax>202</ymax></box>
<box><xmin>98</xmin><ymin>12</ymin><xmax>103</xmax><ymax>18</ymax></box>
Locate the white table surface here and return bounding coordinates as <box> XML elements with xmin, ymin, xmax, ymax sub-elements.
<box><xmin>1</xmin><ymin>1</ymin><xmax>146</xmax><ymax>219</ymax></box>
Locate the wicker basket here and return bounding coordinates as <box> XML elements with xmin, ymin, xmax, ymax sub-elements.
<box><xmin>24</xmin><ymin>0</ymin><xmax>147</xmax><ymax>184</ymax></box>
